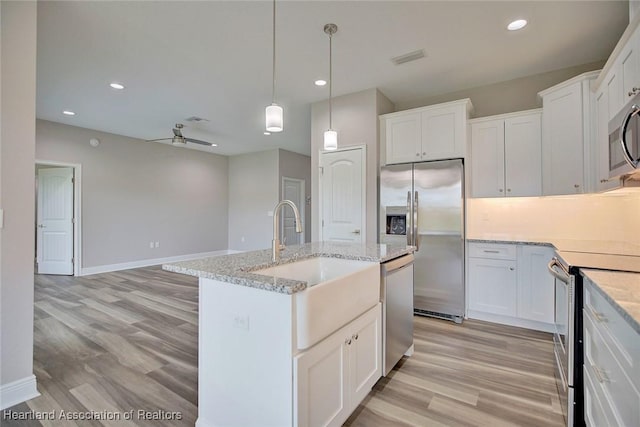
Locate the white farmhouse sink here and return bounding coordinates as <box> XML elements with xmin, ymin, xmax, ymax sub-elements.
<box><xmin>254</xmin><ymin>257</ymin><xmax>380</xmax><ymax>350</ymax></box>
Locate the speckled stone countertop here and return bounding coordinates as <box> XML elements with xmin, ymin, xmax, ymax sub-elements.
<box><xmin>581</xmin><ymin>269</ymin><xmax>640</xmax><ymax>334</ymax></box>
<box><xmin>163</xmin><ymin>242</ymin><xmax>414</xmax><ymax>294</ymax></box>
<box><xmin>467</xmin><ymin>236</ymin><xmax>640</xmax><ymax>256</ymax></box>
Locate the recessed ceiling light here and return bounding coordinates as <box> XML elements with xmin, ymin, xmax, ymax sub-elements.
<box><xmin>109</xmin><ymin>82</ymin><xmax>125</xmax><ymax>90</ymax></box>
<box><xmin>63</xmin><ymin>110</ymin><xmax>75</xmax><ymax>116</ymax></box>
<box><xmin>507</xmin><ymin>19</ymin><xmax>527</xmax><ymax>31</ymax></box>
<box><xmin>264</xmin><ymin>131</ymin><xmax>271</xmax><ymax>135</ymax></box>
<box><xmin>315</xmin><ymin>80</ymin><xmax>327</xmax><ymax>86</ymax></box>
<box><xmin>210</xmin><ymin>143</ymin><xmax>218</xmax><ymax>147</ymax></box>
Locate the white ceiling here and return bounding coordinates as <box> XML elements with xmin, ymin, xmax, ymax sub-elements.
<box><xmin>36</xmin><ymin>1</ymin><xmax>628</xmax><ymax>156</ymax></box>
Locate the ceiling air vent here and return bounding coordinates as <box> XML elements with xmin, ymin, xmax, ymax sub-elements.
<box><xmin>185</xmin><ymin>116</ymin><xmax>210</xmax><ymax>122</ymax></box>
<box><xmin>391</xmin><ymin>49</ymin><xmax>426</xmax><ymax>65</ymax></box>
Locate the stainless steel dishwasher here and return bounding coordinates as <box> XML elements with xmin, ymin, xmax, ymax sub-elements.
<box><xmin>381</xmin><ymin>253</ymin><xmax>414</xmax><ymax>376</ymax></box>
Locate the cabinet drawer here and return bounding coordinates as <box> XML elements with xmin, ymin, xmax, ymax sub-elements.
<box><xmin>468</xmin><ymin>243</ymin><xmax>516</xmax><ymax>260</ymax></box>
<box><xmin>584</xmin><ymin>278</ymin><xmax>640</xmax><ymax>390</ymax></box>
<box><xmin>584</xmin><ymin>311</ymin><xmax>640</xmax><ymax>427</ymax></box>
<box><xmin>584</xmin><ymin>365</ymin><xmax>616</xmax><ymax>427</ymax></box>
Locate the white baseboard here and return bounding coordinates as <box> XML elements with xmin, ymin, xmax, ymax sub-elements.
<box><xmin>0</xmin><ymin>375</ymin><xmax>39</xmax><ymax>410</ymax></box>
<box><xmin>467</xmin><ymin>310</ymin><xmax>556</xmax><ymax>333</ymax></box>
<box><xmin>80</xmin><ymin>250</ymin><xmax>241</xmax><ymax>276</ymax></box>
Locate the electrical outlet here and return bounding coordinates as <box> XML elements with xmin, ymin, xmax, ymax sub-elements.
<box><xmin>232</xmin><ymin>314</ymin><xmax>250</xmax><ymax>331</ymax></box>
<box><xmin>149</xmin><ymin>241</ymin><xmax>154</xmax><ymax>249</ymax></box>
<box><xmin>155</xmin><ymin>241</ymin><xmax>160</xmax><ymax>248</ymax></box>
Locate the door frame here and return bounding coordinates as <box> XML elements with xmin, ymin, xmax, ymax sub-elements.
<box><xmin>281</xmin><ymin>176</ymin><xmax>305</xmax><ymax>245</ymax></box>
<box><xmin>318</xmin><ymin>145</ymin><xmax>367</xmax><ymax>242</ymax></box>
<box><xmin>35</xmin><ymin>160</ymin><xmax>82</xmax><ymax>276</ymax></box>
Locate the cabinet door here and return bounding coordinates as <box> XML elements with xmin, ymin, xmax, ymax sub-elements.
<box><xmin>385</xmin><ymin>113</ymin><xmax>422</xmax><ymax>164</ymax></box>
<box><xmin>607</xmin><ymin>66</ymin><xmax>623</xmax><ymax>121</ymax></box>
<box><xmin>422</xmin><ymin>104</ymin><xmax>465</xmax><ymax>160</ymax></box>
<box><xmin>349</xmin><ymin>305</ymin><xmax>382</xmax><ymax>408</ymax></box>
<box><xmin>541</xmin><ymin>81</ymin><xmax>585</xmax><ymax>195</ymax></box>
<box><xmin>295</xmin><ymin>328</ymin><xmax>349</xmax><ymax>427</ymax></box>
<box><xmin>468</xmin><ymin>258</ymin><xmax>517</xmax><ymax>316</ymax></box>
<box><xmin>516</xmin><ymin>245</ymin><xmax>554</xmax><ymax>324</ymax></box>
<box><xmin>620</xmin><ymin>28</ymin><xmax>640</xmax><ymax>105</ymax></box>
<box><xmin>595</xmin><ymin>90</ymin><xmax>618</xmax><ymax>191</ymax></box>
<box><xmin>504</xmin><ymin>113</ymin><xmax>542</xmax><ymax>197</ymax></box>
<box><xmin>470</xmin><ymin>119</ymin><xmax>505</xmax><ymax>197</ymax></box>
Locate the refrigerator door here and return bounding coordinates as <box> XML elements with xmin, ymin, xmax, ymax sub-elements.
<box><xmin>413</xmin><ymin>159</ymin><xmax>465</xmax><ymax>319</ymax></box>
<box><xmin>380</xmin><ymin>164</ymin><xmax>413</xmax><ymax>247</ymax></box>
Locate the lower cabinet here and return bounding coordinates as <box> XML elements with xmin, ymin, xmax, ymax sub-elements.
<box><xmin>467</xmin><ymin>242</ymin><xmax>555</xmax><ymax>331</ymax></box>
<box><xmin>294</xmin><ymin>304</ymin><xmax>381</xmax><ymax>427</ymax></box>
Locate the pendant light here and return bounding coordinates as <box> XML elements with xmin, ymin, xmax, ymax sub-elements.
<box><xmin>265</xmin><ymin>0</ymin><xmax>283</xmax><ymax>132</ymax></box>
<box><xmin>323</xmin><ymin>23</ymin><xmax>338</xmax><ymax>151</ymax></box>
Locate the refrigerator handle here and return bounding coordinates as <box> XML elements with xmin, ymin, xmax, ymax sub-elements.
<box><xmin>406</xmin><ymin>191</ymin><xmax>412</xmax><ymax>247</ymax></box>
<box><xmin>414</xmin><ymin>191</ymin><xmax>419</xmax><ymax>251</ymax></box>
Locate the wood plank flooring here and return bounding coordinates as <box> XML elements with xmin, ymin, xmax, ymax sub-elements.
<box><xmin>3</xmin><ymin>266</ymin><xmax>563</xmax><ymax>426</ymax></box>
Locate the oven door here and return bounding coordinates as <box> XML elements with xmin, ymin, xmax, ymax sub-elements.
<box><xmin>548</xmin><ymin>257</ymin><xmax>575</xmax><ymax>426</ymax></box>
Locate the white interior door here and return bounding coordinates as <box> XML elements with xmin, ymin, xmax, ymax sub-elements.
<box><xmin>319</xmin><ymin>147</ymin><xmax>365</xmax><ymax>243</ymax></box>
<box><xmin>37</xmin><ymin>167</ymin><xmax>74</xmax><ymax>275</ymax></box>
<box><xmin>281</xmin><ymin>177</ymin><xmax>305</xmax><ymax>245</ymax></box>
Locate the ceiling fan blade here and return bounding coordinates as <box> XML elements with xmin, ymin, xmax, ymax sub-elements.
<box><xmin>185</xmin><ymin>137</ymin><xmax>216</xmax><ymax>146</ymax></box>
<box><xmin>145</xmin><ymin>138</ymin><xmax>172</xmax><ymax>142</ymax></box>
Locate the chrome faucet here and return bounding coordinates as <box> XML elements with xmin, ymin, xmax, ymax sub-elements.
<box><xmin>272</xmin><ymin>200</ymin><xmax>303</xmax><ymax>262</ymax></box>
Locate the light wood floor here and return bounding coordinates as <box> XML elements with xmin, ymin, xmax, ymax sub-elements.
<box><xmin>3</xmin><ymin>266</ymin><xmax>563</xmax><ymax>426</ymax></box>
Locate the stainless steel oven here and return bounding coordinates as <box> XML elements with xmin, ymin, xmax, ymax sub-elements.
<box><xmin>548</xmin><ymin>256</ymin><xmax>576</xmax><ymax>427</ymax></box>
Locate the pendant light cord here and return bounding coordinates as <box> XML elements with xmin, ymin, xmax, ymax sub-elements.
<box><xmin>272</xmin><ymin>0</ymin><xmax>276</xmax><ymax>105</ymax></box>
<box><xmin>328</xmin><ymin>30</ymin><xmax>332</xmax><ymax>129</ymax></box>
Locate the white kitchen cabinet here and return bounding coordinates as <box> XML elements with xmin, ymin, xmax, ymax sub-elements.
<box><xmin>620</xmin><ymin>26</ymin><xmax>640</xmax><ymax>105</ymax></box>
<box><xmin>606</xmin><ymin>66</ymin><xmax>623</xmax><ymax>121</ymax></box>
<box><xmin>468</xmin><ymin>257</ymin><xmax>517</xmax><ymax>316</ymax></box>
<box><xmin>295</xmin><ymin>304</ymin><xmax>381</xmax><ymax>427</ymax></box>
<box><xmin>467</xmin><ymin>242</ymin><xmax>555</xmax><ymax>332</ymax></box>
<box><xmin>594</xmin><ymin>89</ymin><xmax>620</xmax><ymax>191</ymax></box>
<box><xmin>516</xmin><ymin>245</ymin><xmax>555</xmax><ymax>324</ymax></box>
<box><xmin>381</xmin><ymin>99</ymin><xmax>473</xmax><ymax>165</ymax></box>
<box><xmin>470</xmin><ymin>110</ymin><xmax>542</xmax><ymax>198</ymax></box>
<box><xmin>539</xmin><ymin>71</ymin><xmax>598</xmax><ymax>195</ymax></box>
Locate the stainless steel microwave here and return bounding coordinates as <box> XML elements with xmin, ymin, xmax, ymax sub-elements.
<box><xmin>609</xmin><ymin>93</ymin><xmax>640</xmax><ymax>179</ymax></box>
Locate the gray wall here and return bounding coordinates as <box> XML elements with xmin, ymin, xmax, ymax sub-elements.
<box><xmin>395</xmin><ymin>60</ymin><xmax>606</xmax><ymax>118</ymax></box>
<box><xmin>1</xmin><ymin>0</ymin><xmax>37</xmax><ymax>395</ymax></box>
<box><xmin>228</xmin><ymin>149</ymin><xmax>279</xmax><ymax>251</ymax></box>
<box><xmin>311</xmin><ymin>88</ymin><xmax>394</xmax><ymax>243</ymax></box>
<box><xmin>278</xmin><ymin>149</ymin><xmax>311</xmax><ymax>243</ymax></box>
<box><xmin>36</xmin><ymin>120</ymin><xmax>229</xmax><ymax>269</ymax></box>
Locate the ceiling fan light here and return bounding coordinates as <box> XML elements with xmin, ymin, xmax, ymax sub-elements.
<box><xmin>324</xmin><ymin>129</ymin><xmax>338</xmax><ymax>151</ymax></box>
<box><xmin>266</xmin><ymin>104</ymin><xmax>283</xmax><ymax>132</ymax></box>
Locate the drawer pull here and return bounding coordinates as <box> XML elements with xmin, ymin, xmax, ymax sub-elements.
<box><xmin>593</xmin><ymin>365</ymin><xmax>609</xmax><ymax>383</ymax></box>
<box><xmin>589</xmin><ymin>307</ymin><xmax>607</xmax><ymax>322</ymax></box>
<box><xmin>483</xmin><ymin>250</ymin><xmax>500</xmax><ymax>253</ymax></box>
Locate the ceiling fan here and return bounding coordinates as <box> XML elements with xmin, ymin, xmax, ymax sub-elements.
<box><xmin>146</xmin><ymin>123</ymin><xmax>217</xmax><ymax>147</ymax></box>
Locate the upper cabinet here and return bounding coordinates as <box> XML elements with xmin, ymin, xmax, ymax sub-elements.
<box><xmin>469</xmin><ymin>110</ymin><xmax>542</xmax><ymax>198</ymax></box>
<box><xmin>380</xmin><ymin>99</ymin><xmax>473</xmax><ymax>165</ymax></box>
<box><xmin>539</xmin><ymin>71</ymin><xmax>599</xmax><ymax>196</ymax></box>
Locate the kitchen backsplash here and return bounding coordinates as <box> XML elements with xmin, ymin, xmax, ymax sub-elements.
<box><xmin>467</xmin><ymin>189</ymin><xmax>640</xmax><ymax>244</ymax></box>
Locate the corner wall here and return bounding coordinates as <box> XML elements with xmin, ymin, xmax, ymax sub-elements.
<box><xmin>1</xmin><ymin>0</ymin><xmax>39</xmax><ymax>409</ymax></box>
<box><xmin>278</xmin><ymin>149</ymin><xmax>311</xmax><ymax>243</ymax></box>
<box><xmin>36</xmin><ymin>120</ymin><xmax>229</xmax><ymax>271</ymax></box>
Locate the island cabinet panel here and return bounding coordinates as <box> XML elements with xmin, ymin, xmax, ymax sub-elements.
<box><xmin>295</xmin><ymin>304</ymin><xmax>381</xmax><ymax>427</ymax></box>
<box><xmin>517</xmin><ymin>245</ymin><xmax>555</xmax><ymax>324</ymax></box>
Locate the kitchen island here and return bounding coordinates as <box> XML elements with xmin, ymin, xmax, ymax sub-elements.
<box><xmin>163</xmin><ymin>242</ymin><xmax>413</xmax><ymax>427</ymax></box>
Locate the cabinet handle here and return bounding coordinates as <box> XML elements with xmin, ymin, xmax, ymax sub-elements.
<box><xmin>593</xmin><ymin>365</ymin><xmax>608</xmax><ymax>383</ymax></box>
<box><xmin>600</xmin><ymin>179</ymin><xmax>608</xmax><ymax>183</ymax></box>
<box><xmin>422</xmin><ymin>152</ymin><xmax>426</xmax><ymax>156</ymax></box>
<box><xmin>416</xmin><ymin>153</ymin><xmax>420</xmax><ymax>157</ymax></box>
<box><xmin>499</xmin><ymin>189</ymin><xmax>504</xmax><ymax>193</ymax></box>
<box><xmin>574</xmin><ymin>184</ymin><xmax>580</xmax><ymax>188</ymax></box>
<box><xmin>629</xmin><ymin>87</ymin><xmax>640</xmax><ymax>97</ymax></box>
<box><xmin>353</xmin><ymin>333</ymin><xmax>359</xmax><ymax>341</ymax></box>
<box><xmin>507</xmin><ymin>189</ymin><xmax>511</xmax><ymax>192</ymax></box>
<box><xmin>345</xmin><ymin>338</ymin><xmax>352</xmax><ymax>345</ymax></box>
<box><xmin>509</xmin><ymin>267</ymin><xmax>515</xmax><ymax>271</ymax></box>
<box><xmin>589</xmin><ymin>306</ymin><xmax>606</xmax><ymax>322</ymax></box>
<box><xmin>483</xmin><ymin>250</ymin><xmax>500</xmax><ymax>253</ymax></box>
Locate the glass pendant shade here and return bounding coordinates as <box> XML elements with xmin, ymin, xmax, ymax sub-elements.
<box><xmin>324</xmin><ymin>129</ymin><xmax>338</xmax><ymax>151</ymax></box>
<box><xmin>266</xmin><ymin>104</ymin><xmax>283</xmax><ymax>132</ymax></box>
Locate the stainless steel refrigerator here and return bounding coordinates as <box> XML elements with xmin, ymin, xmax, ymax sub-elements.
<box><xmin>380</xmin><ymin>159</ymin><xmax>464</xmax><ymax>323</ymax></box>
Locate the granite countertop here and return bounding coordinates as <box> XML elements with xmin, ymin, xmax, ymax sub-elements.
<box><xmin>581</xmin><ymin>269</ymin><xmax>640</xmax><ymax>334</ymax></box>
<box><xmin>467</xmin><ymin>236</ymin><xmax>640</xmax><ymax>257</ymax></box>
<box><xmin>163</xmin><ymin>242</ymin><xmax>413</xmax><ymax>295</ymax></box>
